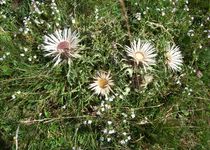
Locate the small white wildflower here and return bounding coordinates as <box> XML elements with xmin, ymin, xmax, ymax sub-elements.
<box><xmin>83</xmin><ymin>121</ymin><xmax>87</xmax><ymax>125</ymax></box>
<box><xmin>135</xmin><ymin>12</ymin><xmax>141</xmax><ymax>20</ymax></box>
<box><xmin>56</xmin><ymin>9</ymin><xmax>59</xmax><ymax>13</ymax></box>
<box><xmin>108</xmin><ymin>96</ymin><xmax>114</xmax><ymax>102</ymax></box>
<box><xmin>127</xmin><ymin>136</ymin><xmax>131</xmax><ymax>140</ymax></box>
<box><xmin>120</xmin><ymin>140</ymin><xmax>126</xmax><ymax>144</ymax></box>
<box><xmin>20</xmin><ymin>53</ymin><xmax>25</xmax><ymax>57</ymax></box>
<box><xmin>176</xmin><ymin>80</ymin><xmax>181</xmax><ymax>85</ymax></box>
<box><xmin>105</xmin><ymin>104</ymin><xmax>111</xmax><ymax>109</ymax></box>
<box><xmin>16</xmin><ymin>25</ymin><xmax>21</xmax><ymax>31</ymax></box>
<box><xmin>131</xmin><ymin>109</ymin><xmax>135</xmax><ymax>118</ymax></box>
<box><xmin>33</xmin><ymin>55</ymin><xmax>37</xmax><ymax>59</ymax></box>
<box><xmin>139</xmin><ymin>118</ymin><xmax>149</xmax><ymax>125</ymax></box>
<box><xmin>131</xmin><ymin>114</ymin><xmax>135</xmax><ymax>118</ymax></box>
<box><xmin>72</xmin><ymin>18</ymin><xmax>76</xmax><ymax>24</ymax></box>
<box><xmin>6</xmin><ymin>52</ymin><xmax>10</xmax><ymax>56</ymax></box>
<box><xmin>123</xmin><ymin>132</ymin><xmax>127</xmax><ymax>136</ymax></box>
<box><xmin>87</xmin><ymin>120</ymin><xmax>92</xmax><ymax>124</ymax></box>
<box><xmin>108</xmin><ymin>129</ymin><xmax>115</xmax><ymax>134</ymax></box>
<box><xmin>61</xmin><ymin>105</ymin><xmax>66</xmax><ymax>109</ymax></box>
<box><xmin>172</xmin><ymin>8</ymin><xmax>176</xmax><ymax>13</ymax></box>
<box><xmin>55</xmin><ymin>22</ymin><xmax>59</xmax><ymax>26</ymax></box>
<box><xmin>107</xmin><ymin>138</ymin><xmax>111</xmax><ymax>142</ymax></box>
<box><xmin>156</xmin><ymin>8</ymin><xmax>160</xmax><ymax>11</ymax></box>
<box><xmin>23</xmin><ymin>47</ymin><xmax>28</xmax><ymax>52</ymax></box>
<box><xmin>16</xmin><ymin>91</ymin><xmax>21</xmax><ymax>94</ymax></box>
<box><xmin>107</xmin><ymin>121</ymin><xmax>112</xmax><ymax>125</ymax></box>
<box><xmin>12</xmin><ymin>95</ymin><xmax>16</xmax><ymax>99</ymax></box>
<box><xmin>103</xmin><ymin>129</ymin><xmax>108</xmax><ymax>134</ymax></box>
<box><xmin>28</xmin><ymin>57</ymin><xmax>32</xmax><ymax>61</ymax></box>
<box><xmin>95</xmin><ymin>8</ymin><xmax>99</xmax><ymax>13</ymax></box>
<box><xmin>199</xmin><ymin>45</ymin><xmax>202</xmax><ymax>49</ymax></box>
<box><xmin>123</xmin><ymin>87</ymin><xmax>130</xmax><ymax>95</ymax></box>
<box><xmin>122</xmin><ymin>113</ymin><xmax>128</xmax><ymax>117</ymax></box>
<box><xmin>101</xmin><ymin>101</ymin><xmax>105</xmax><ymax>106</ymax></box>
<box><xmin>123</xmin><ymin>119</ymin><xmax>127</xmax><ymax>123</ymax></box>
<box><xmin>95</xmin><ymin>15</ymin><xmax>99</xmax><ymax>20</ymax></box>
<box><xmin>101</xmin><ymin>107</ymin><xmax>105</xmax><ymax>112</ymax></box>
<box><xmin>96</xmin><ymin>111</ymin><xmax>101</xmax><ymax>115</ymax></box>
<box><xmin>25</xmin><ymin>28</ymin><xmax>30</xmax><ymax>32</ymax></box>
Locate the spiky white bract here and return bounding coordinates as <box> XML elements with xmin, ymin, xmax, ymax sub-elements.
<box><xmin>126</xmin><ymin>39</ymin><xmax>157</xmax><ymax>70</ymax></box>
<box><xmin>43</xmin><ymin>28</ymin><xmax>80</xmax><ymax>66</ymax></box>
<box><xmin>89</xmin><ymin>71</ymin><xmax>114</xmax><ymax>97</ymax></box>
<box><xmin>165</xmin><ymin>44</ymin><xmax>183</xmax><ymax>71</ymax></box>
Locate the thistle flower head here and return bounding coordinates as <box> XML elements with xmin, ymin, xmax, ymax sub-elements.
<box><xmin>165</xmin><ymin>44</ymin><xmax>183</xmax><ymax>71</ymax></box>
<box><xmin>126</xmin><ymin>39</ymin><xmax>157</xmax><ymax>70</ymax></box>
<box><xmin>89</xmin><ymin>71</ymin><xmax>114</xmax><ymax>97</ymax></box>
<box><xmin>43</xmin><ymin>28</ymin><xmax>80</xmax><ymax>66</ymax></box>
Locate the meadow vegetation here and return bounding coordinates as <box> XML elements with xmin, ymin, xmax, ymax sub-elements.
<box><xmin>0</xmin><ymin>0</ymin><xmax>209</xmax><ymax>149</ymax></box>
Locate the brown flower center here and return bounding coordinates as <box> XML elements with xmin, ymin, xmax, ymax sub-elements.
<box><xmin>98</xmin><ymin>78</ymin><xmax>108</xmax><ymax>89</ymax></box>
<box><xmin>135</xmin><ymin>52</ymin><xmax>144</xmax><ymax>61</ymax></box>
<box><xmin>57</xmin><ymin>41</ymin><xmax>70</xmax><ymax>50</ymax></box>
<box><xmin>57</xmin><ymin>41</ymin><xmax>71</xmax><ymax>59</ymax></box>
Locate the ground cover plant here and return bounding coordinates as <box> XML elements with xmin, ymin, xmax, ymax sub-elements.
<box><xmin>0</xmin><ymin>0</ymin><xmax>210</xmax><ymax>149</ymax></box>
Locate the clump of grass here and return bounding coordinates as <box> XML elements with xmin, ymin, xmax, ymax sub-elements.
<box><xmin>0</xmin><ymin>0</ymin><xmax>209</xmax><ymax>149</ymax></box>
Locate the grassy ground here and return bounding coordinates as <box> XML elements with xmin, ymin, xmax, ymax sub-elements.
<box><xmin>0</xmin><ymin>0</ymin><xmax>209</xmax><ymax>149</ymax></box>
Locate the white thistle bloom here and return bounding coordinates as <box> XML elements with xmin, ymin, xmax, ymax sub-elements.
<box><xmin>165</xmin><ymin>44</ymin><xmax>183</xmax><ymax>71</ymax></box>
<box><xmin>126</xmin><ymin>39</ymin><xmax>157</xmax><ymax>70</ymax></box>
<box><xmin>89</xmin><ymin>71</ymin><xmax>114</xmax><ymax>96</ymax></box>
<box><xmin>43</xmin><ymin>28</ymin><xmax>80</xmax><ymax>66</ymax></box>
